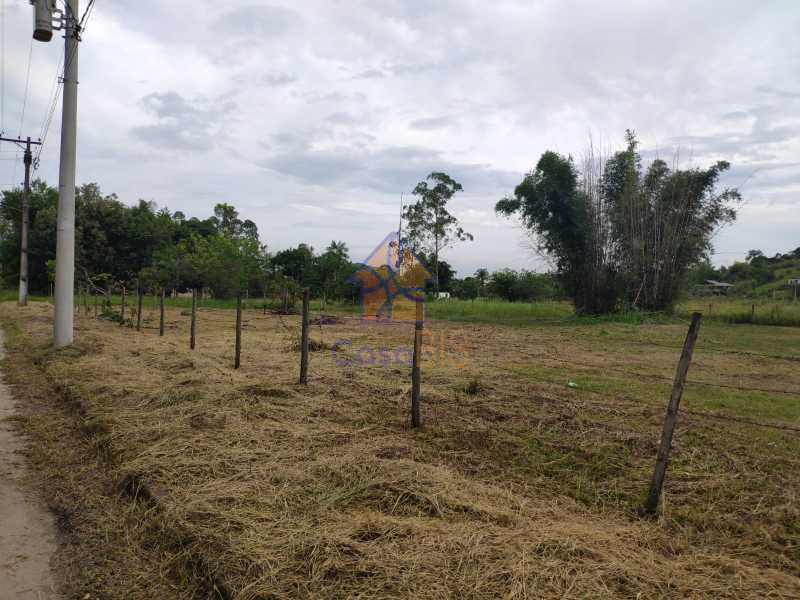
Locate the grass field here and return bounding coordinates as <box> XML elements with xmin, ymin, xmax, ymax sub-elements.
<box><xmin>676</xmin><ymin>297</ymin><xmax>800</xmax><ymax>326</ymax></box>
<box><xmin>0</xmin><ymin>299</ymin><xmax>798</xmax><ymax>598</ymax></box>
<box><xmin>5</xmin><ymin>288</ymin><xmax>799</xmax><ymax>328</ymax></box>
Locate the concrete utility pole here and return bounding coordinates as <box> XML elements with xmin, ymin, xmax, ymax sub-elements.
<box><xmin>0</xmin><ymin>135</ymin><xmax>41</xmax><ymax>306</ymax></box>
<box><xmin>53</xmin><ymin>0</ymin><xmax>79</xmax><ymax>347</ymax></box>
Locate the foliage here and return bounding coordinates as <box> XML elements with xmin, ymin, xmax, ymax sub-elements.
<box><xmin>451</xmin><ymin>276</ymin><xmax>480</xmax><ymax>300</ymax></box>
<box><xmin>685</xmin><ymin>247</ymin><xmax>800</xmax><ymax>299</ymax></box>
<box><xmin>487</xmin><ymin>269</ymin><xmax>560</xmax><ymax>302</ymax></box>
<box><xmin>402</xmin><ymin>172</ymin><xmax>473</xmax><ymax>293</ymax></box>
<box><xmin>496</xmin><ymin>132</ymin><xmax>740</xmax><ymax>314</ymax></box>
<box><xmin>0</xmin><ymin>180</ymin><xmax>273</xmax><ymax>298</ymax></box>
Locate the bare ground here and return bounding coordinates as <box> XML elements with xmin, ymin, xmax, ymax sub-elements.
<box><xmin>0</xmin><ymin>330</ymin><xmax>59</xmax><ymax>600</ymax></box>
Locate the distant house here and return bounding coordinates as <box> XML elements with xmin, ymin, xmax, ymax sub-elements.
<box><xmin>704</xmin><ymin>280</ymin><xmax>735</xmax><ymax>295</ymax></box>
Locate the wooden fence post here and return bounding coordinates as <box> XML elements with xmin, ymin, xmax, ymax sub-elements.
<box><xmin>159</xmin><ymin>289</ymin><xmax>165</xmax><ymax>337</ymax></box>
<box><xmin>120</xmin><ymin>286</ymin><xmax>126</xmax><ymax>326</ymax></box>
<box><xmin>411</xmin><ymin>299</ymin><xmax>424</xmax><ymax>428</ymax></box>
<box><xmin>93</xmin><ymin>292</ymin><xmax>98</xmax><ymax>318</ymax></box>
<box><xmin>136</xmin><ymin>287</ymin><xmax>143</xmax><ymax>331</ymax></box>
<box><xmin>299</xmin><ymin>288</ymin><xmax>310</xmax><ymax>384</ymax></box>
<box><xmin>643</xmin><ymin>312</ymin><xmax>702</xmax><ymax>514</ymax></box>
<box><xmin>190</xmin><ymin>288</ymin><xmax>197</xmax><ymax>350</ymax></box>
<box><xmin>234</xmin><ymin>292</ymin><xmax>242</xmax><ymax>369</ymax></box>
<box><xmin>751</xmin><ymin>303</ymin><xmax>755</xmax><ymax>322</ymax></box>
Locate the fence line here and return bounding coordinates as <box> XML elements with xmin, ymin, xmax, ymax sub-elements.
<box><xmin>82</xmin><ymin>298</ymin><xmax>799</xmax><ymax>433</ymax></box>
<box><xmin>527</xmin><ymin>353</ymin><xmax>800</xmax><ymax>397</ymax></box>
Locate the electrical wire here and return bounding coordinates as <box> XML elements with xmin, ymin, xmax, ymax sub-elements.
<box><xmin>35</xmin><ymin>0</ymin><xmax>98</xmax><ymax>167</ymax></box>
<box><xmin>1</xmin><ymin>0</ymin><xmax>5</xmax><ymax>135</ymax></box>
<box><xmin>18</xmin><ymin>38</ymin><xmax>34</xmax><ymax>136</ymax></box>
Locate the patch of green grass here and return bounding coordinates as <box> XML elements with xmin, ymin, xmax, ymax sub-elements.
<box><xmin>510</xmin><ymin>363</ymin><xmax>800</xmax><ymax>422</ymax></box>
<box><xmin>510</xmin><ymin>431</ymin><xmax>633</xmax><ymax>507</ymax></box>
<box><xmin>0</xmin><ymin>291</ymin><xmax>50</xmax><ymax>304</ymax></box>
<box><xmin>424</xmin><ymin>299</ymin><xmax>573</xmax><ymax>325</ymax></box>
<box><xmin>676</xmin><ymin>298</ymin><xmax>800</xmax><ymax>327</ymax></box>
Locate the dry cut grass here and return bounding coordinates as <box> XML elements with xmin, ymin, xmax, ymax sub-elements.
<box><xmin>1</xmin><ymin>300</ymin><xmax>798</xmax><ymax>599</ymax></box>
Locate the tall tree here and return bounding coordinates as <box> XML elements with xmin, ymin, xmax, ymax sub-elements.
<box><xmin>474</xmin><ymin>267</ymin><xmax>489</xmax><ymax>294</ymax></box>
<box><xmin>496</xmin><ymin>132</ymin><xmax>739</xmax><ymax>313</ymax></box>
<box><xmin>319</xmin><ymin>241</ymin><xmax>350</xmax><ymax>305</ymax></box>
<box><xmin>402</xmin><ymin>172</ymin><xmax>473</xmax><ymax>294</ymax></box>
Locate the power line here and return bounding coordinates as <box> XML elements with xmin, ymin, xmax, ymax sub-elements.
<box><xmin>35</xmin><ymin>0</ymin><xmax>98</xmax><ymax>167</ymax></box>
<box><xmin>19</xmin><ymin>38</ymin><xmax>34</xmax><ymax>136</ymax></box>
<box><xmin>1</xmin><ymin>0</ymin><xmax>5</xmax><ymax>134</ymax></box>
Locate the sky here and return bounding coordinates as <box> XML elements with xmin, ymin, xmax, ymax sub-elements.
<box><xmin>0</xmin><ymin>0</ymin><xmax>798</xmax><ymax>276</ymax></box>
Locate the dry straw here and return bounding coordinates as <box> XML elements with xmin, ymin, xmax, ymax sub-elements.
<box><xmin>3</xmin><ymin>301</ymin><xmax>798</xmax><ymax>598</ymax></box>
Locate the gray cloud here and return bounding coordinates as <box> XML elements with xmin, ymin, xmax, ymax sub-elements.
<box><xmin>214</xmin><ymin>5</ymin><xmax>301</xmax><ymax>38</ymax></box>
<box><xmin>3</xmin><ymin>0</ymin><xmax>799</xmax><ymax>274</ymax></box>
<box><xmin>259</xmin><ymin>144</ymin><xmax>521</xmax><ymax>195</ymax></box>
<box><xmin>409</xmin><ymin>116</ymin><xmax>455</xmax><ymax>131</ymax></box>
<box><xmin>353</xmin><ymin>69</ymin><xmax>385</xmax><ymax>80</ymax></box>
<box><xmin>257</xmin><ymin>72</ymin><xmax>297</xmax><ymax>87</ymax></box>
<box><xmin>131</xmin><ymin>92</ymin><xmax>234</xmax><ymax>152</ymax></box>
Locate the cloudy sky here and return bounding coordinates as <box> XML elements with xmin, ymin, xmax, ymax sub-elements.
<box><xmin>1</xmin><ymin>0</ymin><xmax>798</xmax><ymax>274</ymax></box>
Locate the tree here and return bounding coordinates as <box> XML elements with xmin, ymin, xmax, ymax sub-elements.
<box><xmin>452</xmin><ymin>276</ymin><xmax>479</xmax><ymax>300</ymax></box>
<box><xmin>488</xmin><ymin>270</ymin><xmax>519</xmax><ymax>301</ymax></box>
<box><xmin>0</xmin><ymin>180</ymin><xmax>59</xmax><ymax>292</ymax></box>
<box><xmin>416</xmin><ymin>252</ymin><xmax>455</xmax><ymax>293</ymax></box>
<box><xmin>319</xmin><ymin>241</ymin><xmax>350</xmax><ymax>305</ymax></box>
<box><xmin>474</xmin><ymin>268</ymin><xmax>489</xmax><ymax>295</ymax></box>
<box><xmin>496</xmin><ymin>132</ymin><xmax>740</xmax><ymax>313</ymax></box>
<box><xmin>272</xmin><ymin>244</ymin><xmax>316</xmax><ymax>289</ymax></box>
<box><xmin>402</xmin><ymin>172</ymin><xmax>473</xmax><ymax>294</ymax></box>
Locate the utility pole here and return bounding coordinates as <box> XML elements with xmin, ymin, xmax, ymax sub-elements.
<box><xmin>52</xmin><ymin>0</ymin><xmax>80</xmax><ymax>347</ymax></box>
<box><xmin>0</xmin><ymin>135</ymin><xmax>42</xmax><ymax>306</ymax></box>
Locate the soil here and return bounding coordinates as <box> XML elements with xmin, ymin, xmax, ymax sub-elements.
<box><xmin>0</xmin><ymin>330</ymin><xmax>59</xmax><ymax>600</ymax></box>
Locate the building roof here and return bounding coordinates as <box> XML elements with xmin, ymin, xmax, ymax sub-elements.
<box><xmin>705</xmin><ymin>280</ymin><xmax>734</xmax><ymax>287</ymax></box>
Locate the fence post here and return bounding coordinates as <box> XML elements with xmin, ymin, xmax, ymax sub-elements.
<box><xmin>643</xmin><ymin>312</ymin><xmax>702</xmax><ymax>515</ymax></box>
<box><xmin>159</xmin><ymin>289</ymin><xmax>165</xmax><ymax>337</ymax></box>
<box><xmin>263</xmin><ymin>287</ymin><xmax>267</xmax><ymax>315</ymax></box>
<box><xmin>93</xmin><ymin>292</ymin><xmax>98</xmax><ymax>318</ymax></box>
<box><xmin>235</xmin><ymin>292</ymin><xmax>242</xmax><ymax>369</ymax></box>
<box><xmin>120</xmin><ymin>286</ymin><xmax>126</xmax><ymax>326</ymax></box>
<box><xmin>190</xmin><ymin>288</ymin><xmax>197</xmax><ymax>350</ymax></box>
<box><xmin>411</xmin><ymin>299</ymin><xmax>424</xmax><ymax>428</ymax></box>
<box><xmin>136</xmin><ymin>287</ymin><xmax>143</xmax><ymax>331</ymax></box>
<box><xmin>299</xmin><ymin>288</ymin><xmax>310</xmax><ymax>384</ymax></box>
<box><xmin>751</xmin><ymin>303</ymin><xmax>755</xmax><ymax>322</ymax></box>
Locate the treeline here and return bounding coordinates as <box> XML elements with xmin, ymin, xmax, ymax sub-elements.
<box><xmin>0</xmin><ymin>179</ymin><xmax>562</xmax><ymax>304</ymax></box>
<box><xmin>0</xmin><ymin>180</ymin><xmax>361</xmax><ymax>301</ymax></box>
<box><xmin>496</xmin><ymin>131</ymin><xmax>740</xmax><ymax>313</ymax></box>
<box><xmin>687</xmin><ymin>248</ymin><xmax>800</xmax><ymax>295</ymax></box>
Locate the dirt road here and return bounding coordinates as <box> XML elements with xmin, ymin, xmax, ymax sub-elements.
<box><xmin>0</xmin><ymin>330</ymin><xmax>59</xmax><ymax>599</ymax></box>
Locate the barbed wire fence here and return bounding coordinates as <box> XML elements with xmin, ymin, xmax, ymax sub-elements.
<box><xmin>69</xmin><ymin>288</ymin><xmax>800</xmax><ymax>511</ymax></box>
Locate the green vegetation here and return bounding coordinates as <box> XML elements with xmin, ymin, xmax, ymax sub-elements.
<box><xmin>402</xmin><ymin>172</ymin><xmax>473</xmax><ymax>294</ymax></box>
<box><xmin>687</xmin><ymin>248</ymin><xmax>800</xmax><ymax>299</ymax></box>
<box><xmin>496</xmin><ymin>131</ymin><xmax>739</xmax><ymax>314</ymax></box>
<box><xmin>677</xmin><ymin>298</ymin><xmax>800</xmax><ymax>327</ymax></box>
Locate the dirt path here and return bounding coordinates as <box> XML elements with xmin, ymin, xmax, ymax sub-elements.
<box><xmin>0</xmin><ymin>330</ymin><xmax>59</xmax><ymax>600</ymax></box>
